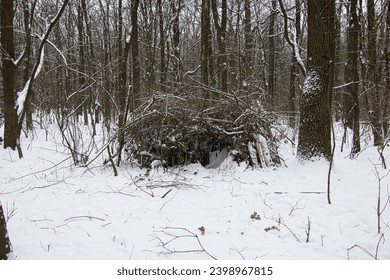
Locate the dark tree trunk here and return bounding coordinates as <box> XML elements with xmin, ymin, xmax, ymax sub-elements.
<box><xmin>23</xmin><ymin>0</ymin><xmax>33</xmax><ymax>132</ymax></box>
<box><xmin>367</xmin><ymin>0</ymin><xmax>382</xmax><ymax>146</ymax></box>
<box><xmin>116</xmin><ymin>41</ymin><xmax>131</xmax><ymax>167</ymax></box>
<box><xmin>345</xmin><ymin>0</ymin><xmax>361</xmax><ymax>155</ymax></box>
<box><xmin>131</xmin><ymin>0</ymin><xmax>141</xmax><ymax>110</ymax></box>
<box><xmin>297</xmin><ymin>0</ymin><xmax>336</xmax><ymax>160</ymax></box>
<box><xmin>77</xmin><ymin>0</ymin><xmax>87</xmax><ymax>125</ymax></box>
<box><xmin>200</xmin><ymin>0</ymin><xmax>213</xmax><ymax>110</ymax></box>
<box><xmin>171</xmin><ymin>0</ymin><xmax>182</xmax><ymax>86</ymax></box>
<box><xmin>383</xmin><ymin>1</ymin><xmax>390</xmax><ymax>137</ymax></box>
<box><xmin>244</xmin><ymin>0</ymin><xmax>253</xmax><ymax>81</ymax></box>
<box><xmin>98</xmin><ymin>0</ymin><xmax>112</xmax><ymax>130</ymax></box>
<box><xmin>211</xmin><ymin>0</ymin><xmax>227</xmax><ymax>93</ymax></box>
<box><xmin>0</xmin><ymin>202</ymin><xmax>12</xmax><ymax>260</ymax></box>
<box><xmin>158</xmin><ymin>0</ymin><xmax>167</xmax><ymax>92</ymax></box>
<box><xmin>1</xmin><ymin>0</ymin><xmax>18</xmax><ymax>150</ymax></box>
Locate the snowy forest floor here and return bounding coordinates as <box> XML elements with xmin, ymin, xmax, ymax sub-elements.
<box><xmin>1</xmin><ymin>123</ymin><xmax>389</xmax><ymax>260</ymax></box>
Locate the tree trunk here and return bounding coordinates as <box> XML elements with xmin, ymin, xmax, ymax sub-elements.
<box><xmin>268</xmin><ymin>0</ymin><xmax>277</xmax><ymax>107</ymax></box>
<box><xmin>116</xmin><ymin>41</ymin><xmax>131</xmax><ymax>167</ymax></box>
<box><xmin>289</xmin><ymin>0</ymin><xmax>301</xmax><ymax>114</ymax></box>
<box><xmin>383</xmin><ymin>1</ymin><xmax>390</xmax><ymax>137</ymax></box>
<box><xmin>345</xmin><ymin>0</ymin><xmax>361</xmax><ymax>155</ymax></box>
<box><xmin>297</xmin><ymin>0</ymin><xmax>336</xmax><ymax>160</ymax></box>
<box><xmin>244</xmin><ymin>0</ymin><xmax>253</xmax><ymax>81</ymax></box>
<box><xmin>171</xmin><ymin>0</ymin><xmax>182</xmax><ymax>86</ymax></box>
<box><xmin>211</xmin><ymin>0</ymin><xmax>227</xmax><ymax>93</ymax></box>
<box><xmin>98</xmin><ymin>0</ymin><xmax>112</xmax><ymax>131</ymax></box>
<box><xmin>0</xmin><ymin>202</ymin><xmax>12</xmax><ymax>260</ymax></box>
<box><xmin>23</xmin><ymin>0</ymin><xmax>33</xmax><ymax>133</ymax></box>
<box><xmin>367</xmin><ymin>0</ymin><xmax>382</xmax><ymax>146</ymax></box>
<box><xmin>77</xmin><ymin>0</ymin><xmax>87</xmax><ymax>125</ymax></box>
<box><xmin>200</xmin><ymin>0</ymin><xmax>212</xmax><ymax>110</ymax></box>
<box><xmin>158</xmin><ymin>0</ymin><xmax>167</xmax><ymax>92</ymax></box>
<box><xmin>131</xmin><ymin>0</ymin><xmax>141</xmax><ymax>111</ymax></box>
<box><xmin>1</xmin><ymin>0</ymin><xmax>18</xmax><ymax>150</ymax></box>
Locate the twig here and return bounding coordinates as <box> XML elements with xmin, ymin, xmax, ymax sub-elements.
<box><xmin>277</xmin><ymin>216</ymin><xmax>302</xmax><ymax>243</ymax></box>
<box><xmin>64</xmin><ymin>215</ymin><xmax>106</xmax><ymax>223</ymax></box>
<box><xmin>305</xmin><ymin>217</ymin><xmax>311</xmax><ymax>243</ymax></box>
<box><xmin>107</xmin><ymin>145</ymin><xmax>118</xmax><ymax>176</ymax></box>
<box><xmin>153</xmin><ymin>226</ymin><xmax>217</xmax><ymax>260</ymax></box>
<box><xmin>288</xmin><ymin>196</ymin><xmax>306</xmax><ymax>216</ymax></box>
<box><xmin>347</xmin><ymin>234</ymin><xmax>384</xmax><ymax>260</ymax></box>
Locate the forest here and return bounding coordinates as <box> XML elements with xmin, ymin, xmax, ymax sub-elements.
<box><xmin>0</xmin><ymin>0</ymin><xmax>389</xmax><ymax>260</ymax></box>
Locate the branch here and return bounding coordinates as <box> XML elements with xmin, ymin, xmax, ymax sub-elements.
<box><xmin>277</xmin><ymin>0</ymin><xmax>306</xmax><ymax>76</ymax></box>
<box><xmin>16</xmin><ymin>0</ymin><xmax>70</xmax><ymax>128</ymax></box>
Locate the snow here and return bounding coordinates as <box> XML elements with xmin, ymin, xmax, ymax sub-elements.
<box><xmin>0</xmin><ymin>123</ymin><xmax>389</xmax><ymax>260</ymax></box>
<box><xmin>302</xmin><ymin>69</ymin><xmax>322</xmax><ymax>104</ymax></box>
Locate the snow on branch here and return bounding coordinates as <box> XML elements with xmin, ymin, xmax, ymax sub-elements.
<box><xmin>16</xmin><ymin>46</ymin><xmax>45</xmax><ymax>116</ymax></box>
<box><xmin>16</xmin><ymin>0</ymin><xmax>69</xmax><ymax>126</ymax></box>
<box><xmin>277</xmin><ymin>0</ymin><xmax>306</xmax><ymax>76</ymax></box>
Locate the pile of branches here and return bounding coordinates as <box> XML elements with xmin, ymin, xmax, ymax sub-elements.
<box><xmin>121</xmin><ymin>90</ymin><xmax>280</xmax><ymax>168</ymax></box>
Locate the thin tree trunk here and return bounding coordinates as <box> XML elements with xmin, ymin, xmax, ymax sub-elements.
<box><xmin>289</xmin><ymin>0</ymin><xmax>301</xmax><ymax>114</ymax></box>
<box><xmin>23</xmin><ymin>0</ymin><xmax>33</xmax><ymax>132</ymax></box>
<box><xmin>268</xmin><ymin>0</ymin><xmax>277</xmax><ymax>107</ymax></box>
<box><xmin>116</xmin><ymin>41</ymin><xmax>131</xmax><ymax>167</ymax></box>
<box><xmin>98</xmin><ymin>0</ymin><xmax>112</xmax><ymax>131</ymax></box>
<box><xmin>158</xmin><ymin>0</ymin><xmax>167</xmax><ymax>92</ymax></box>
<box><xmin>345</xmin><ymin>0</ymin><xmax>361</xmax><ymax>155</ymax></box>
<box><xmin>200</xmin><ymin>0</ymin><xmax>212</xmax><ymax>111</ymax></box>
<box><xmin>171</xmin><ymin>0</ymin><xmax>182</xmax><ymax>86</ymax></box>
<box><xmin>244</xmin><ymin>0</ymin><xmax>253</xmax><ymax>81</ymax></box>
<box><xmin>131</xmin><ymin>0</ymin><xmax>141</xmax><ymax>111</ymax></box>
<box><xmin>211</xmin><ymin>0</ymin><xmax>227</xmax><ymax>93</ymax></box>
<box><xmin>77</xmin><ymin>1</ymin><xmax>87</xmax><ymax>125</ymax></box>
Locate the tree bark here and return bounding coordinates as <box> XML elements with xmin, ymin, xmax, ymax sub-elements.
<box><xmin>383</xmin><ymin>1</ymin><xmax>390</xmax><ymax>137</ymax></box>
<box><xmin>1</xmin><ymin>0</ymin><xmax>18</xmax><ymax>150</ymax></box>
<box><xmin>98</xmin><ymin>0</ymin><xmax>112</xmax><ymax>130</ymax></box>
<box><xmin>298</xmin><ymin>0</ymin><xmax>336</xmax><ymax>160</ymax></box>
<box><xmin>77</xmin><ymin>0</ymin><xmax>88</xmax><ymax>125</ymax></box>
<box><xmin>367</xmin><ymin>0</ymin><xmax>382</xmax><ymax>146</ymax></box>
<box><xmin>158</xmin><ymin>0</ymin><xmax>167</xmax><ymax>92</ymax></box>
<box><xmin>171</xmin><ymin>0</ymin><xmax>182</xmax><ymax>86</ymax></box>
<box><xmin>289</xmin><ymin>0</ymin><xmax>301</xmax><ymax>114</ymax></box>
<box><xmin>131</xmin><ymin>0</ymin><xmax>141</xmax><ymax>111</ymax></box>
<box><xmin>23</xmin><ymin>0</ymin><xmax>33</xmax><ymax>132</ymax></box>
<box><xmin>211</xmin><ymin>0</ymin><xmax>227</xmax><ymax>93</ymax></box>
<box><xmin>200</xmin><ymin>0</ymin><xmax>213</xmax><ymax>110</ymax></box>
<box><xmin>244</xmin><ymin>0</ymin><xmax>253</xmax><ymax>81</ymax></box>
<box><xmin>345</xmin><ymin>0</ymin><xmax>361</xmax><ymax>155</ymax></box>
<box><xmin>0</xmin><ymin>202</ymin><xmax>11</xmax><ymax>260</ymax></box>
<box><xmin>268</xmin><ymin>0</ymin><xmax>277</xmax><ymax>107</ymax></box>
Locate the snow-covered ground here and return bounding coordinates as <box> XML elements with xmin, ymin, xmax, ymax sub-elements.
<box><xmin>1</xmin><ymin>123</ymin><xmax>389</xmax><ymax>260</ymax></box>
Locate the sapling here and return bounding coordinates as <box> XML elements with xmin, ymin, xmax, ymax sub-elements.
<box><xmin>372</xmin><ymin>165</ymin><xmax>390</xmax><ymax>234</ymax></box>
